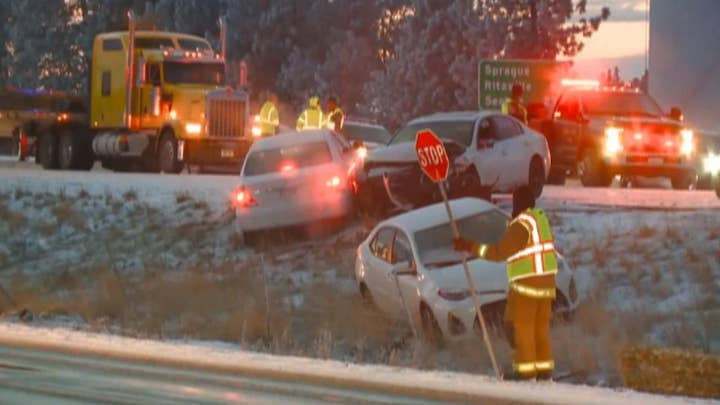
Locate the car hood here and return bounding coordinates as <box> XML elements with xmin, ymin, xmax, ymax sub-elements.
<box><xmin>366</xmin><ymin>142</ymin><xmax>418</xmax><ymax>164</ymax></box>
<box><xmin>426</xmin><ymin>259</ymin><xmax>508</xmax><ymax>296</ymax></box>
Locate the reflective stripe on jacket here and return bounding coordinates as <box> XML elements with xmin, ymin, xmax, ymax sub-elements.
<box><xmin>296</xmin><ymin>108</ymin><xmax>324</xmax><ymax>131</ymax></box>
<box><xmin>259</xmin><ymin>101</ymin><xmax>279</xmax><ymax>135</ymax></box>
<box><xmin>506</xmin><ymin>208</ymin><xmax>558</xmax><ymax>283</ymax></box>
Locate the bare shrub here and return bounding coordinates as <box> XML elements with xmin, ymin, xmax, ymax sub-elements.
<box><xmin>77</xmin><ymin>188</ymin><xmax>90</xmax><ymax>200</ymax></box>
<box><xmin>0</xmin><ymin>202</ymin><xmax>26</xmax><ymax>231</ymax></box>
<box><xmin>175</xmin><ymin>191</ymin><xmax>193</xmax><ymax>205</ymax></box>
<box><xmin>122</xmin><ymin>189</ymin><xmax>138</xmax><ymax>201</ymax></box>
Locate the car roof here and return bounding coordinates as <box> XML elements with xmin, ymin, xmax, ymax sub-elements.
<box><xmin>344</xmin><ymin>120</ymin><xmax>386</xmax><ymax>130</ymax></box>
<box><xmin>378</xmin><ymin>198</ymin><xmax>500</xmax><ymax>234</ymax></box>
<box><xmin>407</xmin><ymin>111</ymin><xmax>495</xmax><ymax>125</ymax></box>
<box><xmin>249</xmin><ymin>130</ymin><xmax>335</xmax><ymax>151</ymax></box>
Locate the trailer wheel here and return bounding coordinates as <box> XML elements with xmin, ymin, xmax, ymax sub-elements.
<box><xmin>11</xmin><ymin>129</ymin><xmax>25</xmax><ymax>162</ymax></box>
<box><xmin>157</xmin><ymin>131</ymin><xmax>183</xmax><ymax>174</ymax></box>
<box><xmin>38</xmin><ymin>133</ymin><xmax>59</xmax><ymax>170</ymax></box>
<box><xmin>58</xmin><ymin>130</ymin><xmax>93</xmax><ymax>171</ymax></box>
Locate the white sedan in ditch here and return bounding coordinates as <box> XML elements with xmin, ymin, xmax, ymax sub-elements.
<box><xmin>354</xmin><ymin>197</ymin><xmax>578</xmax><ymax>342</ymax></box>
<box><xmin>232</xmin><ymin>130</ymin><xmax>361</xmax><ymax>234</ymax></box>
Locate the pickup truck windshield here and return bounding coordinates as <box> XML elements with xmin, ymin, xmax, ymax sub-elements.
<box><xmin>581</xmin><ymin>91</ymin><xmax>664</xmax><ymax>117</ymax></box>
<box><xmin>389</xmin><ymin>121</ymin><xmax>474</xmax><ymax>147</ymax></box>
<box><xmin>164</xmin><ymin>62</ymin><xmax>224</xmax><ymax>86</ymax></box>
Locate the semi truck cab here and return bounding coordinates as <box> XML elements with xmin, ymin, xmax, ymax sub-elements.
<box><xmin>89</xmin><ymin>27</ymin><xmax>251</xmax><ymax>173</ymax></box>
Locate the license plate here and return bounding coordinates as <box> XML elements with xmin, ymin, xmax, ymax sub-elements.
<box><xmin>221</xmin><ymin>149</ymin><xmax>234</xmax><ymax>158</ymax></box>
<box><xmin>649</xmin><ymin>157</ymin><xmax>663</xmax><ymax>165</ymax></box>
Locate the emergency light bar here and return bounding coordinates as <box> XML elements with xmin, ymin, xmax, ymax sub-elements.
<box><xmin>161</xmin><ymin>47</ymin><xmax>220</xmax><ymax>60</ymax></box>
<box><xmin>560</xmin><ymin>79</ymin><xmax>600</xmax><ymax>88</ymax></box>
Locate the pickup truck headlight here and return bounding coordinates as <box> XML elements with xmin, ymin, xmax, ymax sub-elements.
<box><xmin>704</xmin><ymin>152</ymin><xmax>720</xmax><ymax>175</ymax></box>
<box><xmin>603</xmin><ymin>127</ymin><xmax>624</xmax><ymax>157</ymax></box>
<box><xmin>680</xmin><ymin>129</ymin><xmax>694</xmax><ymax>157</ymax></box>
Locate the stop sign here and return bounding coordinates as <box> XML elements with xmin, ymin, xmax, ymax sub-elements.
<box><xmin>415</xmin><ymin>129</ymin><xmax>449</xmax><ymax>183</ymax></box>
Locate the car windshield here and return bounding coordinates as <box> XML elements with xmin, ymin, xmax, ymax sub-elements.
<box><xmin>343</xmin><ymin>124</ymin><xmax>391</xmax><ymax>144</ymax></box>
<box><xmin>414</xmin><ymin>210</ymin><xmax>508</xmax><ymax>267</ymax></box>
<box><xmin>581</xmin><ymin>91</ymin><xmax>664</xmax><ymax>117</ymax></box>
<box><xmin>389</xmin><ymin>121</ymin><xmax>474</xmax><ymax>147</ymax></box>
<box><xmin>163</xmin><ymin>62</ymin><xmax>224</xmax><ymax>85</ymax></box>
<box><xmin>243</xmin><ymin>141</ymin><xmax>333</xmax><ymax>176</ymax></box>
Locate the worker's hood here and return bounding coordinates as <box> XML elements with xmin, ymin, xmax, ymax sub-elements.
<box><xmin>308</xmin><ymin>96</ymin><xmax>320</xmax><ymax>108</ymax></box>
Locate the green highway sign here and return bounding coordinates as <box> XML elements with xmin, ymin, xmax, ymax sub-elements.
<box><xmin>479</xmin><ymin>59</ymin><xmax>572</xmax><ymax>109</ymax></box>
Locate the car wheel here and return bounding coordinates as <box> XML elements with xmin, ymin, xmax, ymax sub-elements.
<box><xmin>528</xmin><ymin>157</ymin><xmax>545</xmax><ymax>198</ymax></box>
<box><xmin>420</xmin><ymin>304</ymin><xmax>444</xmax><ymax>347</ymax></box>
<box><xmin>670</xmin><ymin>172</ymin><xmax>697</xmax><ymax>190</ymax></box>
<box><xmin>578</xmin><ymin>150</ymin><xmax>612</xmax><ymax>187</ymax></box>
<box><xmin>546</xmin><ymin>168</ymin><xmax>566</xmax><ymax>186</ymax></box>
<box><xmin>454</xmin><ymin>168</ymin><xmax>491</xmax><ymax>201</ymax></box>
<box><xmin>158</xmin><ymin>131</ymin><xmax>183</xmax><ymax>174</ymax></box>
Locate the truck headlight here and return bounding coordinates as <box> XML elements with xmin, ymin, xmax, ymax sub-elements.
<box><xmin>704</xmin><ymin>152</ymin><xmax>720</xmax><ymax>175</ymax></box>
<box><xmin>251</xmin><ymin>126</ymin><xmax>262</xmax><ymax>137</ymax></box>
<box><xmin>185</xmin><ymin>122</ymin><xmax>202</xmax><ymax>135</ymax></box>
<box><xmin>680</xmin><ymin>129</ymin><xmax>694</xmax><ymax>157</ymax></box>
<box><xmin>603</xmin><ymin>127</ymin><xmax>623</xmax><ymax>157</ymax></box>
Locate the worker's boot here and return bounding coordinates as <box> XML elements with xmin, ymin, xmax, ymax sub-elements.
<box><xmin>536</xmin><ymin>370</ymin><xmax>553</xmax><ymax>381</ymax></box>
<box><xmin>503</xmin><ymin>371</ymin><xmax>536</xmax><ymax>381</ymax></box>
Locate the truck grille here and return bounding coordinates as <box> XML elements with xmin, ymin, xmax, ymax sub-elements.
<box><xmin>207</xmin><ymin>92</ymin><xmax>247</xmax><ymax>138</ymax></box>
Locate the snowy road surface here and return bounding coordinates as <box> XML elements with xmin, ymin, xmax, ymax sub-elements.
<box><xmin>0</xmin><ymin>344</ymin><xmax>456</xmax><ymax>405</ymax></box>
<box><xmin>0</xmin><ymin>323</ymin><xmax>714</xmax><ymax>405</ymax></box>
<box><xmin>0</xmin><ymin>164</ymin><xmax>718</xmax><ymax>211</ymax></box>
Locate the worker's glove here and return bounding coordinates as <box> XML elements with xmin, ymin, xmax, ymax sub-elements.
<box><xmin>453</xmin><ymin>238</ymin><xmax>479</xmax><ymax>255</ymax></box>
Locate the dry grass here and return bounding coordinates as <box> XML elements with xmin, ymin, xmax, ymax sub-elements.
<box><xmin>635</xmin><ymin>224</ymin><xmax>657</xmax><ymax>239</ymax></box>
<box><xmin>51</xmin><ymin>202</ymin><xmax>85</xmax><ymax>230</ymax></box>
<box><xmin>0</xmin><ymin>202</ymin><xmax>26</xmax><ymax>232</ymax></box>
<box><xmin>619</xmin><ymin>346</ymin><xmax>720</xmax><ymax>399</ymax></box>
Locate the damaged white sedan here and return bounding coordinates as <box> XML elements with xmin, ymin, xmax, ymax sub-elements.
<box><xmin>354</xmin><ymin>197</ymin><xmax>578</xmax><ymax>342</ymax></box>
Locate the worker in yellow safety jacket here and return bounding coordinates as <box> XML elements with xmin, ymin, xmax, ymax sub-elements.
<box><xmin>453</xmin><ymin>185</ymin><xmax>557</xmax><ymax>381</ymax></box>
<box><xmin>325</xmin><ymin>96</ymin><xmax>345</xmax><ymax>132</ymax></box>
<box><xmin>296</xmin><ymin>96</ymin><xmax>324</xmax><ymax>131</ymax></box>
<box><xmin>502</xmin><ymin>84</ymin><xmax>528</xmax><ymax>125</ymax></box>
<box><xmin>258</xmin><ymin>92</ymin><xmax>280</xmax><ymax>137</ymax></box>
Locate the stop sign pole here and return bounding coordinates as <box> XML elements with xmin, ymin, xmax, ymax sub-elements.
<box><xmin>415</xmin><ymin>129</ymin><xmax>501</xmax><ymax>380</ymax></box>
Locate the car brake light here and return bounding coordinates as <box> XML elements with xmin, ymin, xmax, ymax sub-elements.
<box><xmin>233</xmin><ymin>186</ymin><xmax>255</xmax><ymax>207</ymax></box>
<box><xmin>325</xmin><ymin>175</ymin><xmax>342</xmax><ymax>188</ymax></box>
<box><xmin>280</xmin><ymin>162</ymin><xmax>296</xmax><ymax>172</ymax></box>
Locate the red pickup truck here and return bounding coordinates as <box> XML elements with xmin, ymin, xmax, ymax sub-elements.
<box><xmin>531</xmin><ymin>83</ymin><xmax>698</xmax><ymax>189</ymax></box>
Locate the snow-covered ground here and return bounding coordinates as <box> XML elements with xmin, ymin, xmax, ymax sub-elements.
<box><xmin>0</xmin><ymin>168</ymin><xmax>718</xmax><ymax>398</ymax></box>
<box><xmin>0</xmin><ymin>323</ymin><xmax>715</xmax><ymax>405</ymax></box>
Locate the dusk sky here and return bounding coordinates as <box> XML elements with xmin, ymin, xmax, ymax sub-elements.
<box><xmin>565</xmin><ymin>0</ymin><xmax>650</xmax><ymax>81</ymax></box>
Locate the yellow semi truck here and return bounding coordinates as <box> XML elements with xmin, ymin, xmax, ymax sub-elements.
<box><xmin>33</xmin><ymin>12</ymin><xmax>254</xmax><ymax>173</ymax></box>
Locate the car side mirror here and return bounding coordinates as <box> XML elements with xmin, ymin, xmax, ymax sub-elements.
<box><xmin>391</xmin><ymin>261</ymin><xmax>415</xmax><ymax>276</ymax></box>
<box><xmin>669</xmin><ymin>107</ymin><xmax>683</xmax><ymax>121</ymax></box>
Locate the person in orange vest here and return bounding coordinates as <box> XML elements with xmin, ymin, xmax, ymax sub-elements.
<box><xmin>453</xmin><ymin>185</ymin><xmax>557</xmax><ymax>381</ymax></box>
<box><xmin>502</xmin><ymin>84</ymin><xmax>528</xmax><ymax>124</ymax></box>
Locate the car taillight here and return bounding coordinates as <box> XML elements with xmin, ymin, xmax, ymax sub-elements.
<box><xmin>233</xmin><ymin>186</ymin><xmax>255</xmax><ymax>207</ymax></box>
<box><xmin>325</xmin><ymin>175</ymin><xmax>342</xmax><ymax>188</ymax></box>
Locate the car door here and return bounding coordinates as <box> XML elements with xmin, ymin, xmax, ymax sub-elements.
<box><xmin>389</xmin><ymin>231</ymin><xmax>420</xmax><ymax>322</ymax></box>
<box><xmin>552</xmin><ymin>92</ymin><xmax>582</xmax><ymax>154</ymax></box>
<box><xmin>363</xmin><ymin>227</ymin><xmax>397</xmax><ymax>315</ymax></box>
<box><xmin>471</xmin><ymin>117</ymin><xmax>503</xmax><ymax>189</ymax></box>
<box><xmin>490</xmin><ymin>115</ymin><xmax>530</xmax><ymax>189</ymax></box>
